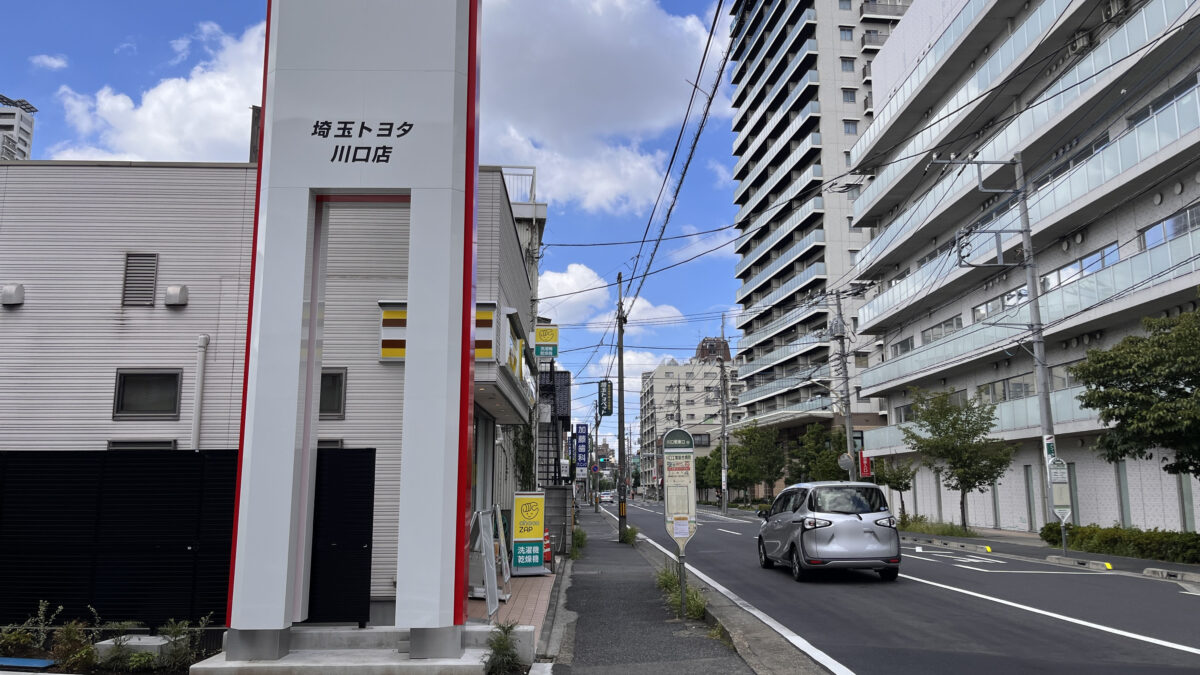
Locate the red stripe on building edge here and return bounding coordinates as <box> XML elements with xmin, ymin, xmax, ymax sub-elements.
<box><xmin>454</xmin><ymin>0</ymin><xmax>481</xmax><ymax>626</ymax></box>
<box><xmin>227</xmin><ymin>0</ymin><xmax>272</xmax><ymax>625</ymax></box>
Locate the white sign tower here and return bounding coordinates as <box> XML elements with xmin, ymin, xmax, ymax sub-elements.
<box><xmin>227</xmin><ymin>0</ymin><xmax>480</xmax><ymax>660</ymax></box>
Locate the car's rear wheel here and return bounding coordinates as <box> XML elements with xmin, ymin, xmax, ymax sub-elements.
<box><xmin>758</xmin><ymin>538</ymin><xmax>773</xmax><ymax>569</ymax></box>
<box><xmin>878</xmin><ymin>567</ymin><xmax>899</xmax><ymax>582</ymax></box>
<box><xmin>790</xmin><ymin>546</ymin><xmax>807</xmax><ymax>582</ymax></box>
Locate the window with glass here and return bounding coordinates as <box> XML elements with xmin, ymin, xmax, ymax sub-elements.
<box><xmin>694</xmin><ymin>433</ymin><xmax>711</xmax><ymax>446</ymax></box>
<box><xmin>972</xmin><ymin>286</ymin><xmax>1028</xmax><ymax>322</ymax></box>
<box><xmin>1041</xmin><ymin>242</ymin><xmax>1119</xmax><ymax>292</ymax></box>
<box><xmin>890</xmin><ymin>337</ymin><xmax>914</xmax><ymax>358</ymax></box>
<box><xmin>840</xmin><ymin>27</ymin><xmax>854</xmax><ymax>41</ymax></box>
<box><xmin>843</xmin><ymin>89</ymin><xmax>856</xmax><ymax>103</ymax></box>
<box><xmin>977</xmin><ymin>372</ymin><xmax>1037</xmax><ymax>403</ymax></box>
<box><xmin>921</xmin><ymin>315</ymin><xmax>964</xmax><ymax>344</ymax></box>
<box><xmin>840</xmin><ymin>58</ymin><xmax>855</xmax><ymax>72</ymax></box>
<box><xmin>894</xmin><ymin>403</ymin><xmax>913</xmax><ymax>423</ymax></box>
<box><xmin>1051</xmin><ymin>361</ymin><xmax>1083</xmax><ymax>390</ymax></box>
<box><xmin>843</xmin><ymin>119</ymin><xmax>859</xmax><ymax>135</ymax></box>
<box><xmin>113</xmin><ymin>369</ymin><xmax>182</xmax><ymax>420</ymax></box>
<box><xmin>1138</xmin><ymin>204</ymin><xmax>1199</xmax><ymax>251</ymax></box>
<box><xmin>839</xmin><ymin>0</ymin><xmax>852</xmax><ymax>9</ymax></box>
<box><xmin>320</xmin><ymin>368</ymin><xmax>347</xmax><ymax>420</ymax></box>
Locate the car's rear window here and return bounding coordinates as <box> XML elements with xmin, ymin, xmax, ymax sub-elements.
<box><xmin>810</xmin><ymin>486</ymin><xmax>889</xmax><ymax>514</ymax></box>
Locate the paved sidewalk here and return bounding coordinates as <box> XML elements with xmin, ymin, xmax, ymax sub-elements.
<box><xmin>552</xmin><ymin>508</ymin><xmax>754</xmax><ymax>674</ymax></box>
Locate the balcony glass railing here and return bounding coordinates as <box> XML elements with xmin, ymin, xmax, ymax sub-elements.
<box><xmin>862</xmin><ymin>227</ymin><xmax>1200</xmax><ymax>390</ymax></box>
<box><xmin>864</xmin><ymin>386</ymin><xmax>1094</xmax><ymax>451</ymax></box>
<box><xmin>740</xmin><ymin>333</ymin><xmax>829</xmax><ymax>378</ymax></box>
<box><xmin>738</xmin><ymin>365</ymin><xmax>832</xmax><ymax>406</ymax></box>
<box><xmin>734</xmin><ymin>40</ymin><xmax>819</xmax><ymax>130</ymax></box>
<box><xmin>734</xmin><ymin>192</ymin><xmax>823</xmax><ymax>260</ymax></box>
<box><xmin>853</xmin><ymin>0</ymin><xmax>1194</xmax><ymax>272</ymax></box>
<box><xmin>735</xmin><ymin>133</ymin><xmax>821</xmax><ymax>205</ymax></box>
<box><xmin>735</xmin><ymin>69</ymin><xmax>819</xmax><ymax>141</ymax></box>
<box><xmin>861</xmin><ymin>1</ymin><xmax>909</xmax><ymax>18</ymax></box>
<box><xmin>736</xmin><ymin>396</ymin><xmax>835</xmax><ymax>427</ymax></box>
<box><xmin>737</xmin><ymin>262</ymin><xmax>826</xmax><ymax>325</ymax></box>
<box><xmin>733</xmin><ymin>9</ymin><xmax>817</xmax><ymax>101</ymax></box>
<box><xmin>853</xmin><ymin>0</ymin><xmax>1074</xmax><ymax>214</ymax></box>
<box><xmin>738</xmin><ymin>163</ymin><xmax>822</xmax><ymax>224</ymax></box>
<box><xmin>736</xmin><ymin>229</ymin><xmax>826</xmax><ymax>301</ymax></box>
<box><xmin>731</xmin><ymin>1</ymin><xmax>798</xmax><ymax>84</ymax></box>
<box><xmin>734</xmin><ymin>102</ymin><xmax>821</xmax><ymax>178</ymax></box>
<box><xmin>851</xmin><ymin>0</ymin><xmax>988</xmax><ymax>161</ymax></box>
<box><xmin>738</xmin><ymin>300</ymin><xmax>828</xmax><ymax>350</ymax></box>
<box><xmin>860</xmin><ymin>32</ymin><xmax>889</xmax><ymax>49</ymax></box>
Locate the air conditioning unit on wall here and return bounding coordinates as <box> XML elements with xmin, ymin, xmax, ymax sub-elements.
<box><xmin>1102</xmin><ymin>0</ymin><xmax>1127</xmax><ymax>21</ymax></box>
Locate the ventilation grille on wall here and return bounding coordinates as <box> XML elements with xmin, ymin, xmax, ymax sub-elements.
<box><xmin>122</xmin><ymin>253</ymin><xmax>159</xmax><ymax>306</ymax></box>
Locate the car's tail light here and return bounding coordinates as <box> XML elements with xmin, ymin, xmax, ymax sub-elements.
<box><xmin>803</xmin><ymin>517</ymin><xmax>832</xmax><ymax>529</ymax></box>
<box><xmin>807</xmin><ymin>559</ymin><xmax>825</xmax><ymax>565</ymax></box>
<box><xmin>875</xmin><ymin>516</ymin><xmax>896</xmax><ymax>528</ymax></box>
<box><xmin>887</xmin><ymin>558</ymin><xmax>901</xmax><ymax>563</ymax></box>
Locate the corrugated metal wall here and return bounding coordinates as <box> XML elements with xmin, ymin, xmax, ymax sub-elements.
<box><xmin>0</xmin><ymin>164</ymin><xmax>255</xmax><ymax>451</ymax></box>
<box><xmin>319</xmin><ymin>201</ymin><xmax>409</xmax><ymax>599</ymax></box>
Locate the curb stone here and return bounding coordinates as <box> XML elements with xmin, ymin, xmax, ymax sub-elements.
<box><xmin>901</xmin><ymin>535</ymin><xmax>993</xmax><ymax>553</ymax></box>
<box><xmin>1045</xmin><ymin>555</ymin><xmax>1113</xmax><ymax>570</ymax></box>
<box><xmin>1143</xmin><ymin>567</ymin><xmax>1200</xmax><ymax>583</ymax></box>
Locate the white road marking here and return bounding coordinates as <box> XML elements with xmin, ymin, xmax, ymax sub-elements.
<box><xmin>915</xmin><ymin>546</ymin><xmax>924</xmax><ymax>553</ymax></box>
<box><xmin>932</xmin><ymin>553</ymin><xmax>1005</xmax><ymax>564</ymax></box>
<box><xmin>600</xmin><ymin>507</ymin><xmax>855</xmax><ymax>674</ymax></box>
<box><xmin>954</xmin><ymin>565</ymin><xmax>1099</xmax><ymax>575</ymax></box>
<box><xmin>905</xmin><ymin>554</ymin><xmax>942</xmax><ymax>562</ymax></box>
<box><xmin>717</xmin><ymin>528</ymin><xmax>742</xmax><ymax>536</ymax></box>
<box><xmin>902</xmin><ymin>574</ymin><xmax>1200</xmax><ymax>656</ymax></box>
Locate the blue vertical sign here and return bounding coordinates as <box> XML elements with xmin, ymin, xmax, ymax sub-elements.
<box><xmin>575</xmin><ymin>423</ymin><xmax>589</xmax><ymax>468</ymax></box>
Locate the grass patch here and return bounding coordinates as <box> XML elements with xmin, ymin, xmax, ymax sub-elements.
<box><xmin>570</xmin><ymin>527</ymin><xmax>587</xmax><ymax>560</ymax></box>
<box><xmin>899</xmin><ymin>514</ymin><xmax>977</xmax><ymax>537</ymax></box>
<box><xmin>619</xmin><ymin>525</ymin><xmax>639</xmax><ymax>545</ymax></box>
<box><xmin>654</xmin><ymin>560</ymin><xmax>706</xmax><ymax>620</ymax></box>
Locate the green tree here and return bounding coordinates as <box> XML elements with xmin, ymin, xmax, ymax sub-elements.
<box><xmin>785</xmin><ymin>424</ymin><xmax>847</xmax><ymax>483</ymax></box>
<box><xmin>901</xmin><ymin>389</ymin><xmax>1012</xmax><ymax>531</ymax></box>
<box><xmin>726</xmin><ymin>443</ymin><xmax>757</xmax><ymax>502</ymax></box>
<box><xmin>1071</xmin><ymin>311</ymin><xmax>1200</xmax><ymax>477</ymax></box>
<box><xmin>731</xmin><ymin>422</ymin><xmax>787</xmax><ymax>498</ymax></box>
<box><xmin>694</xmin><ymin>455</ymin><xmax>714</xmax><ymax>496</ymax></box>
<box><xmin>631</xmin><ymin>468</ymin><xmax>641</xmax><ymax>489</ymax></box>
<box><xmin>873</xmin><ymin>457</ymin><xmax>917</xmax><ymax>521</ymax></box>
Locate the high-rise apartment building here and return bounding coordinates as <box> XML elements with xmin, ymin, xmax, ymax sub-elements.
<box><xmin>851</xmin><ymin>0</ymin><xmax>1200</xmax><ymax>532</ymax></box>
<box><xmin>726</xmin><ymin>1</ymin><xmax>879</xmax><ymax>444</ymax></box>
<box><xmin>639</xmin><ymin>338</ymin><xmax>745</xmax><ymax>494</ymax></box>
<box><xmin>0</xmin><ymin>95</ymin><xmax>36</xmax><ymax>160</ymax></box>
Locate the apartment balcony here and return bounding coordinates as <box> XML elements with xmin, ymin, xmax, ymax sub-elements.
<box><xmin>730</xmin><ymin>396</ymin><xmax>834</xmax><ymax>431</ymax></box>
<box><xmin>736</xmin><ymin>163</ymin><xmax>823</xmax><ymax>231</ymax></box>
<box><xmin>733</xmin><ymin>100</ymin><xmax>820</xmax><ymax>180</ymax></box>
<box><xmin>738</xmin><ymin>301</ymin><xmax>829</xmax><ymax>352</ymax></box>
<box><xmin>863</xmin><ymin>94</ymin><xmax>874</xmax><ymax>115</ymax></box>
<box><xmin>731</xmin><ymin>4</ymin><xmax>814</xmax><ymax>87</ymax></box>
<box><xmin>739</xmin><ymin>333</ymin><xmax>830</xmax><ymax>379</ymax></box>
<box><xmin>736</xmin><ymin>229</ymin><xmax>826</xmax><ymax>302</ymax></box>
<box><xmin>734</xmin><ymin>67</ymin><xmax>819</xmax><ymax>136</ymax></box>
<box><xmin>737</xmin><ymin>365</ymin><xmax>832</xmax><ymax>407</ymax></box>
<box><xmin>733</xmin><ymin>133</ymin><xmax>821</xmax><ymax>207</ymax></box>
<box><xmin>860</xmin><ymin>1</ymin><xmax>909</xmax><ymax>20</ymax></box>
<box><xmin>860</xmin><ymin>32</ymin><xmax>889</xmax><ymax>53</ymax></box>
<box><xmin>734</xmin><ymin>195</ymin><xmax>823</xmax><ymax>263</ymax></box>
<box><xmin>862</xmin><ymin>62</ymin><xmax>872</xmax><ymax>85</ymax></box>
<box><xmin>736</xmin><ymin>262</ymin><xmax>826</xmax><ymax>329</ymax></box>
<box><xmin>860</xmin><ymin>228</ymin><xmax>1200</xmax><ymax>395</ymax></box>
<box><xmin>864</xmin><ymin>386</ymin><xmax>1095</xmax><ymax>455</ymax></box>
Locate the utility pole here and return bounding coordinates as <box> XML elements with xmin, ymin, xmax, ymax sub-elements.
<box><xmin>617</xmin><ymin>272</ymin><xmax>628</xmax><ymax>540</ymax></box>
<box><xmin>833</xmin><ymin>292</ymin><xmax>857</xmax><ymax>481</ymax></box>
<box><xmin>1015</xmin><ymin>152</ymin><xmax>1057</xmax><ymax>524</ymax></box>
<box><xmin>593</xmin><ymin>403</ymin><xmax>601</xmax><ymax>512</ymax></box>
<box><xmin>719</xmin><ymin>313</ymin><xmax>729</xmax><ymax>515</ymax></box>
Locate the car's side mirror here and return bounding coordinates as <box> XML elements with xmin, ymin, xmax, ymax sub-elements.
<box><xmin>756</xmin><ymin>509</ymin><xmax>767</xmax><ymax>519</ymax></box>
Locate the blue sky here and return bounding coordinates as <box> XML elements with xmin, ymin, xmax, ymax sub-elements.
<box><xmin>3</xmin><ymin>0</ymin><xmax>742</xmax><ymax>450</ymax></box>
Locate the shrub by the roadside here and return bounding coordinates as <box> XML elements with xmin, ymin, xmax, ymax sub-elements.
<box><xmin>899</xmin><ymin>514</ymin><xmax>977</xmax><ymax>537</ymax></box>
<box><xmin>1040</xmin><ymin>522</ymin><xmax>1200</xmax><ymax>563</ymax></box>
<box><xmin>619</xmin><ymin>525</ymin><xmax>639</xmax><ymax>545</ymax></box>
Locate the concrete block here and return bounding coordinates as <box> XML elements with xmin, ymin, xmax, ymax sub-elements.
<box><xmin>95</xmin><ymin>634</ymin><xmax>181</xmax><ymax>660</ymax></box>
<box><xmin>462</xmin><ymin>624</ymin><xmax>534</xmax><ymax>665</ymax></box>
<box><xmin>1046</xmin><ymin>555</ymin><xmax>1113</xmax><ymax>570</ymax></box>
<box><xmin>1143</xmin><ymin>567</ymin><xmax>1200</xmax><ymax>583</ymax></box>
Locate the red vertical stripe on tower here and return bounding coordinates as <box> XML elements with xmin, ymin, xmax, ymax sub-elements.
<box><xmin>227</xmin><ymin>0</ymin><xmax>272</xmax><ymax>624</ymax></box>
<box><xmin>454</xmin><ymin>0</ymin><xmax>481</xmax><ymax>626</ymax></box>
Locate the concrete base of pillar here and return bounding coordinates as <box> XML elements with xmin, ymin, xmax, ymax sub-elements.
<box><xmin>224</xmin><ymin>627</ymin><xmax>292</xmax><ymax>661</ymax></box>
<box><xmin>409</xmin><ymin>625</ymin><xmax>463</xmax><ymax>659</ymax></box>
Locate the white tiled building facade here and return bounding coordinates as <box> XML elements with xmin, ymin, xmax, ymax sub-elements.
<box><xmin>850</xmin><ymin>0</ymin><xmax>1200</xmax><ymax>532</ymax></box>
<box><xmin>0</xmin><ymin>94</ymin><xmax>35</xmax><ymax>160</ymax></box>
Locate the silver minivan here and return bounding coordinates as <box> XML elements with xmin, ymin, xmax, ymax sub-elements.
<box><xmin>757</xmin><ymin>481</ymin><xmax>900</xmax><ymax>581</ymax></box>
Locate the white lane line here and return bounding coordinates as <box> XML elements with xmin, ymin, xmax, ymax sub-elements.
<box><xmin>698</xmin><ymin>510</ymin><xmax>752</xmax><ymax>523</ymax></box>
<box><xmin>901</xmin><ymin>574</ymin><xmax>1200</xmax><ymax>656</ymax></box>
<box><xmin>600</xmin><ymin>508</ymin><xmax>854</xmax><ymax>675</ymax></box>
<box><xmin>717</xmin><ymin>528</ymin><xmax>742</xmax><ymax>536</ymax></box>
<box><xmin>953</xmin><ymin>565</ymin><xmax>1099</xmax><ymax>575</ymax></box>
<box><xmin>905</xmin><ymin>554</ymin><xmax>942</xmax><ymax>562</ymax></box>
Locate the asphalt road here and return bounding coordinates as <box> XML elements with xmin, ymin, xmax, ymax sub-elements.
<box><xmin>606</xmin><ymin>500</ymin><xmax>1200</xmax><ymax>674</ymax></box>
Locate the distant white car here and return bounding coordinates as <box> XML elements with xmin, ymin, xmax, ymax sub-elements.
<box><xmin>599</xmin><ymin>491</ymin><xmax>615</xmax><ymax>504</ymax></box>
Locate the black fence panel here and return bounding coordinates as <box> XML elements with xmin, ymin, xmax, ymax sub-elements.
<box><xmin>0</xmin><ymin>448</ymin><xmax>374</xmax><ymax>628</ymax></box>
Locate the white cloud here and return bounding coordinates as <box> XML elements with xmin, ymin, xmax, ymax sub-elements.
<box><xmin>666</xmin><ymin>223</ymin><xmax>736</xmax><ymax>264</ymax></box>
<box><xmin>114</xmin><ymin>41</ymin><xmax>137</xmax><ymax>56</ymax></box>
<box><xmin>481</xmin><ymin>0</ymin><xmax>733</xmax><ymax>214</ymax></box>
<box><xmin>589</xmin><ymin>296</ymin><xmax>685</xmax><ymax>336</ymax></box>
<box><xmin>169</xmin><ymin>21</ymin><xmax>225</xmax><ymax>65</ymax></box>
<box><xmin>50</xmin><ymin>22</ymin><xmax>264</xmax><ymax>161</ymax></box>
<box><xmin>706</xmin><ymin>158</ymin><xmax>734</xmax><ymax>188</ymax></box>
<box><xmin>586</xmin><ymin>349</ymin><xmax>672</xmax><ymax>383</ymax></box>
<box><xmin>537</xmin><ymin>263</ymin><xmax>613</xmax><ymax>327</ymax></box>
<box><xmin>30</xmin><ymin>54</ymin><xmax>68</xmax><ymax>70</ymax></box>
